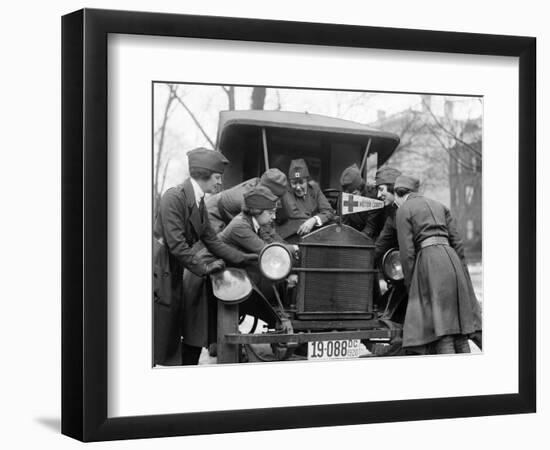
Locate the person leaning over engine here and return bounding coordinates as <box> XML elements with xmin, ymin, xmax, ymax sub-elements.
<box><xmin>206</xmin><ymin>168</ymin><xmax>288</xmax><ymax>233</ymax></box>
<box><xmin>277</xmin><ymin>158</ymin><xmax>335</xmax><ymax>238</ymax></box>
<box><xmin>393</xmin><ymin>175</ymin><xmax>482</xmax><ymax>354</ymax></box>
<box><xmin>152</xmin><ymin>147</ymin><xmax>257</xmax><ymax>366</ymax></box>
<box><xmin>181</xmin><ymin>185</ymin><xmax>297</xmax><ymax>364</ymax></box>
<box><xmin>372</xmin><ymin>167</ymin><xmax>402</xmax><ymax>261</ymax></box>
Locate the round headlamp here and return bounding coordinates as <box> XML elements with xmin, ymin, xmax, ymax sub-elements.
<box><xmin>259</xmin><ymin>243</ymin><xmax>293</xmax><ymax>281</ymax></box>
<box><xmin>210</xmin><ymin>268</ymin><xmax>253</xmax><ymax>304</ymax></box>
<box><xmin>381</xmin><ymin>248</ymin><xmax>404</xmax><ymax>282</ymax></box>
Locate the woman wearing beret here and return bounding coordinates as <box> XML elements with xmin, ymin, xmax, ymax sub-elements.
<box><xmin>205</xmin><ymin>168</ymin><xmax>288</xmax><ymax>233</ymax></box>
<box><xmin>153</xmin><ymin>147</ymin><xmax>256</xmax><ymax>366</ymax></box>
<box><xmin>181</xmin><ymin>185</ymin><xmax>297</xmax><ymax>364</ymax></box>
<box><xmin>394</xmin><ymin>175</ymin><xmax>482</xmax><ymax>354</ymax></box>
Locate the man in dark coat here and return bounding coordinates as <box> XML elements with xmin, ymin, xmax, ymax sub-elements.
<box><xmin>153</xmin><ymin>147</ymin><xmax>256</xmax><ymax>366</ymax></box>
<box><xmin>206</xmin><ymin>168</ymin><xmax>288</xmax><ymax>233</ymax></box>
<box><xmin>277</xmin><ymin>158</ymin><xmax>335</xmax><ymax>239</ymax></box>
<box><xmin>394</xmin><ymin>175</ymin><xmax>482</xmax><ymax>354</ymax></box>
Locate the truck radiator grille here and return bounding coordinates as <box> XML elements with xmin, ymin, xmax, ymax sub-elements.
<box><xmin>301</xmin><ymin>246</ymin><xmax>374</xmax><ymax>313</ymax></box>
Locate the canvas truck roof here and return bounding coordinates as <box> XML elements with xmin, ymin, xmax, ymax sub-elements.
<box><xmin>216</xmin><ymin>110</ymin><xmax>400</xmax><ymax>166</ymax></box>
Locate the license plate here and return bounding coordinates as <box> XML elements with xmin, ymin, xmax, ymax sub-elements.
<box><xmin>307</xmin><ymin>339</ymin><xmax>361</xmax><ymax>360</ymax></box>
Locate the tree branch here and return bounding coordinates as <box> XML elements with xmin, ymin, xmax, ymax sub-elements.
<box><xmin>421</xmin><ymin>98</ymin><xmax>482</xmax><ymax>157</ymax></box>
<box><xmin>154</xmin><ymin>84</ymin><xmax>177</xmax><ymax>202</ymax></box>
<box><xmin>170</xmin><ymin>85</ymin><xmax>215</xmax><ymax>147</ymax></box>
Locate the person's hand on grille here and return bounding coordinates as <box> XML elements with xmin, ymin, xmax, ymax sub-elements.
<box><xmin>297</xmin><ymin>217</ymin><xmax>317</xmax><ymax>235</ymax></box>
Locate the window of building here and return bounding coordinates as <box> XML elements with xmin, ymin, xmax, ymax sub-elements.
<box><xmin>465</xmin><ymin>185</ymin><xmax>474</xmax><ymax>205</ymax></box>
<box><xmin>455</xmin><ymin>188</ymin><xmax>460</xmax><ymax>207</ymax></box>
<box><xmin>467</xmin><ymin>220</ymin><xmax>474</xmax><ymax>240</ymax></box>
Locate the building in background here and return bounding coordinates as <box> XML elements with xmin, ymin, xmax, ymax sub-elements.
<box><xmin>369</xmin><ymin>95</ymin><xmax>482</xmax><ymax>262</ymax></box>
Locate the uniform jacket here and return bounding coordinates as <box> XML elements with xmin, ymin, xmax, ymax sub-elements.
<box><xmin>276</xmin><ymin>181</ymin><xmax>335</xmax><ymax>238</ymax></box>
<box><xmin>182</xmin><ymin>213</ymin><xmax>288</xmax><ymax>347</ymax></box>
<box><xmin>205</xmin><ymin>178</ymin><xmax>260</xmax><ymax>232</ymax></box>
<box><xmin>152</xmin><ymin>179</ymin><xmax>246</xmax><ymax>365</ymax></box>
<box><xmin>396</xmin><ymin>193</ymin><xmax>482</xmax><ymax>347</ymax></box>
<box><xmin>374</xmin><ymin>204</ymin><xmax>399</xmax><ymax>261</ymax></box>
<box><xmin>219</xmin><ymin>213</ymin><xmax>283</xmax><ymax>254</ymax></box>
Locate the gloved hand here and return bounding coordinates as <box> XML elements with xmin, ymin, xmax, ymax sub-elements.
<box><xmin>205</xmin><ymin>259</ymin><xmax>225</xmax><ymax>274</ymax></box>
<box><xmin>297</xmin><ymin>217</ymin><xmax>317</xmax><ymax>235</ymax></box>
<box><xmin>242</xmin><ymin>253</ymin><xmax>258</xmax><ymax>262</ymax></box>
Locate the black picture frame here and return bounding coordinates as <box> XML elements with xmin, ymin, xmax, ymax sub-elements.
<box><xmin>61</xmin><ymin>8</ymin><xmax>536</xmax><ymax>442</ymax></box>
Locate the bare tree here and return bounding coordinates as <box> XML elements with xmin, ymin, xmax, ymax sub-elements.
<box><xmin>169</xmin><ymin>85</ymin><xmax>215</xmax><ymax>147</ymax></box>
<box><xmin>221</xmin><ymin>86</ymin><xmax>235</xmax><ymax>110</ymax></box>
<box><xmin>153</xmin><ymin>84</ymin><xmax>178</xmax><ymax>217</ymax></box>
<box><xmin>250</xmin><ymin>87</ymin><xmax>266</xmax><ymax>110</ymax></box>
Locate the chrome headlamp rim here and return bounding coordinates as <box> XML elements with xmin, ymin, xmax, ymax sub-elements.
<box><xmin>381</xmin><ymin>248</ymin><xmax>404</xmax><ymax>282</ymax></box>
<box><xmin>258</xmin><ymin>243</ymin><xmax>293</xmax><ymax>281</ymax></box>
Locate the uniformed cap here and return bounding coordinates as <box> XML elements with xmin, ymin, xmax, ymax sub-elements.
<box><xmin>260</xmin><ymin>168</ymin><xmax>288</xmax><ymax>197</ymax></box>
<box><xmin>375</xmin><ymin>167</ymin><xmax>402</xmax><ymax>186</ymax></box>
<box><xmin>288</xmin><ymin>158</ymin><xmax>310</xmax><ymax>180</ymax></box>
<box><xmin>243</xmin><ymin>185</ymin><xmax>278</xmax><ymax>209</ymax></box>
<box><xmin>340</xmin><ymin>164</ymin><xmax>363</xmax><ymax>190</ymax></box>
<box><xmin>187</xmin><ymin>147</ymin><xmax>229</xmax><ymax>173</ymax></box>
<box><xmin>394</xmin><ymin>175</ymin><xmax>420</xmax><ymax>191</ymax></box>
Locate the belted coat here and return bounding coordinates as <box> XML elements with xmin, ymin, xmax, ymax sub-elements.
<box><xmin>152</xmin><ymin>179</ymin><xmax>246</xmax><ymax>365</ymax></box>
<box><xmin>395</xmin><ymin>193</ymin><xmax>482</xmax><ymax>347</ymax></box>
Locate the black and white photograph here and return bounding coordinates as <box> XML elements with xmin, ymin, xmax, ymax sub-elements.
<box><xmin>152</xmin><ymin>83</ymin><xmax>483</xmax><ymax>367</ymax></box>
<box><xmin>1</xmin><ymin>0</ymin><xmax>544</xmax><ymax>447</ymax></box>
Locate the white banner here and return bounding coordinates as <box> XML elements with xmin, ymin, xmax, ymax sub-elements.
<box><xmin>341</xmin><ymin>193</ymin><xmax>384</xmax><ymax>215</ymax></box>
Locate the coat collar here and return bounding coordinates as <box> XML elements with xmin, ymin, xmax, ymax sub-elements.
<box><xmin>181</xmin><ymin>178</ymin><xmax>197</xmax><ymax>207</ymax></box>
<box><xmin>401</xmin><ymin>192</ymin><xmax>422</xmax><ymax>206</ymax></box>
<box><xmin>181</xmin><ymin>178</ymin><xmax>203</xmax><ymax>235</ymax></box>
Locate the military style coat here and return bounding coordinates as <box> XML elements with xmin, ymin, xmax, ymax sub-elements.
<box><xmin>276</xmin><ymin>181</ymin><xmax>335</xmax><ymax>239</ymax></box>
<box><xmin>182</xmin><ymin>213</ymin><xmax>288</xmax><ymax>347</ymax></box>
<box><xmin>152</xmin><ymin>179</ymin><xmax>246</xmax><ymax>365</ymax></box>
<box><xmin>395</xmin><ymin>193</ymin><xmax>482</xmax><ymax>347</ymax></box>
<box><xmin>373</xmin><ymin>204</ymin><xmax>399</xmax><ymax>261</ymax></box>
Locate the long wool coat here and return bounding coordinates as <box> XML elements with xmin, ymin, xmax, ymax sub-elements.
<box><xmin>396</xmin><ymin>193</ymin><xmax>482</xmax><ymax>347</ymax></box>
<box><xmin>152</xmin><ymin>179</ymin><xmax>246</xmax><ymax>365</ymax></box>
<box><xmin>182</xmin><ymin>213</ymin><xmax>288</xmax><ymax>347</ymax></box>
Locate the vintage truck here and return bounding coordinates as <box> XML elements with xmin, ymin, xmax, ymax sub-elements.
<box><xmin>211</xmin><ymin>110</ymin><xmax>405</xmax><ymax>363</ymax></box>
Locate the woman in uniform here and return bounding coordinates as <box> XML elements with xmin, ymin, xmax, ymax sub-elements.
<box><xmin>393</xmin><ymin>175</ymin><xmax>482</xmax><ymax>354</ymax></box>
<box><xmin>181</xmin><ymin>185</ymin><xmax>296</xmax><ymax>364</ymax></box>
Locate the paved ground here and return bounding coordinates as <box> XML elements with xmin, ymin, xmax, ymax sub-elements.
<box><xmin>200</xmin><ymin>264</ymin><xmax>483</xmax><ymax>364</ymax></box>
